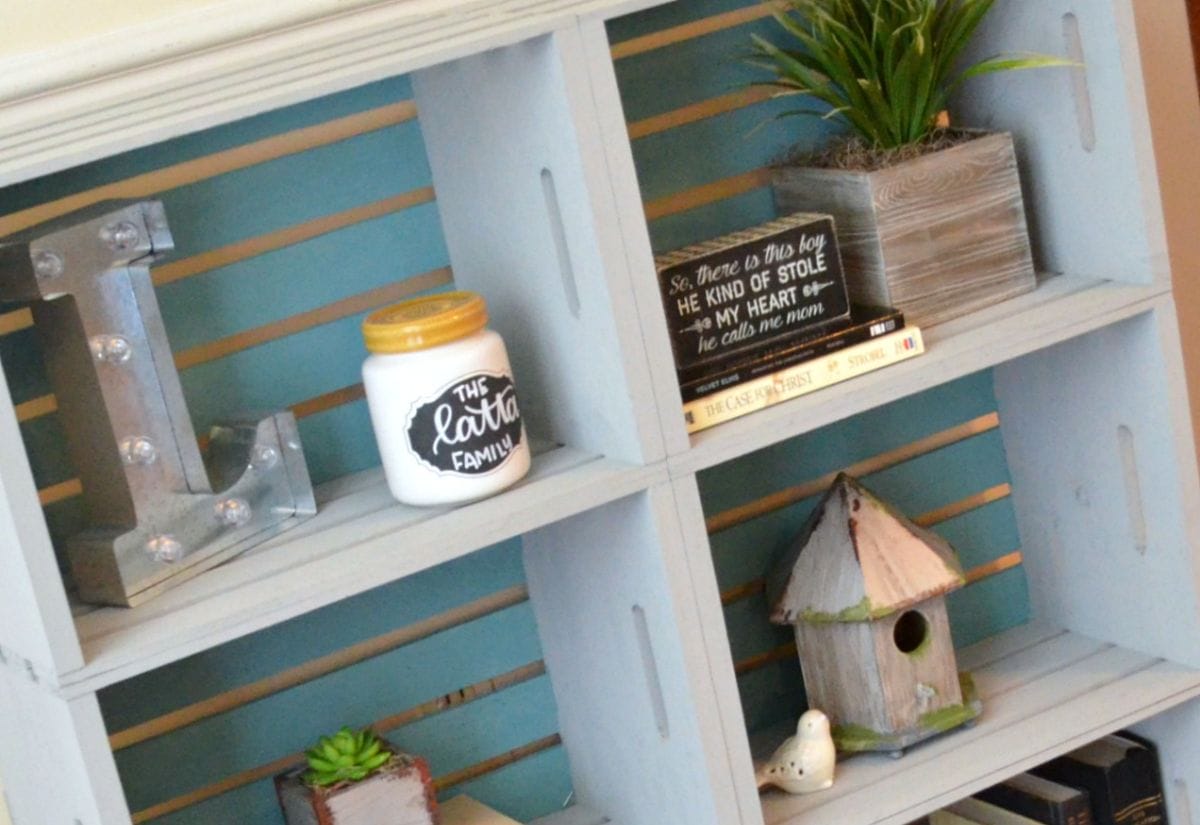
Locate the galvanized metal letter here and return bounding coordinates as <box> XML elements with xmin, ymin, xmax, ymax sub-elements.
<box><xmin>0</xmin><ymin>201</ymin><xmax>315</xmax><ymax>606</ymax></box>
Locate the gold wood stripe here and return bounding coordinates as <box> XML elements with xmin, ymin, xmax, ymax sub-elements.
<box><xmin>35</xmin><ymin>382</ymin><xmax>375</xmax><ymax>506</ymax></box>
<box><xmin>290</xmin><ymin>383</ymin><xmax>367</xmax><ymax>420</ymax></box>
<box><xmin>964</xmin><ymin>550</ymin><xmax>1024</xmax><ymax>584</ymax></box>
<box><xmin>152</xmin><ymin>188</ymin><xmax>436</xmax><ymax>287</ymax></box>
<box><xmin>374</xmin><ymin>661</ymin><xmax>547</xmax><ymax>740</ymax></box>
<box><xmin>14</xmin><ymin>394</ymin><xmax>56</xmax><ymax>422</ymax></box>
<box><xmin>129</xmin><ymin>660</ymin><xmax>546</xmax><ymax>823</ymax></box>
<box><xmin>644</xmin><ymin>167</ymin><xmax>772</xmax><ymax>222</ymax></box>
<box><xmin>629</xmin><ymin>87</ymin><xmax>776</xmax><ymax>140</ymax></box>
<box><xmin>913</xmin><ymin>484</ymin><xmax>1012</xmax><ymax>527</ymax></box>
<box><xmin>611</xmin><ymin>5</ymin><xmax>773</xmax><ymax>59</ymax></box>
<box><xmin>173</xmin><ymin>267</ymin><xmax>452</xmax><ymax>371</ymax></box>
<box><xmin>434</xmin><ymin>734</ymin><xmax>563</xmax><ymax>792</ymax></box>
<box><xmin>732</xmin><ymin>552</ymin><xmax>1025</xmax><ymax>678</ymax></box>
<box><xmin>111</xmin><ymin>585</ymin><xmax>530</xmax><ymax>750</ymax></box>
<box><xmin>0</xmin><ymin>102</ymin><xmax>419</xmax><ymax>238</ymax></box>
<box><xmin>0</xmin><ymin>308</ymin><xmax>32</xmax><ymax>335</ymax></box>
<box><xmin>735</xmin><ymin>643</ymin><xmax>796</xmax><ymax>676</ymax></box>
<box><xmin>721</xmin><ymin>579</ymin><xmax>766</xmax><ymax>607</ymax></box>
<box><xmin>718</xmin><ymin>487</ymin><xmax>1014</xmax><ymax>608</ymax></box>
<box><xmin>706</xmin><ymin>412</ymin><xmax>1002</xmax><ymax>535</ymax></box>
<box><xmin>23</xmin><ymin>376</ymin><xmax>365</xmax><ymax>434</ymax></box>
<box><xmin>38</xmin><ymin>478</ymin><xmax>82</xmax><ymax>506</ymax></box>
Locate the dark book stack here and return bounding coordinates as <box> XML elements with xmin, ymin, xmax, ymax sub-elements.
<box><xmin>678</xmin><ymin>303</ymin><xmax>903</xmax><ymax>402</ymax></box>
<box><xmin>1030</xmin><ymin>733</ymin><xmax>1168</xmax><ymax>825</ymax></box>
<box><xmin>977</xmin><ymin>771</ymin><xmax>1094</xmax><ymax>825</ymax></box>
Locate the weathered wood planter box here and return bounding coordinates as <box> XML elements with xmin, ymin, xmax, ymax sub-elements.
<box><xmin>275</xmin><ymin>751</ymin><xmax>439</xmax><ymax>825</ymax></box>
<box><xmin>772</xmin><ymin>131</ymin><xmax>1037</xmax><ymax>327</ymax></box>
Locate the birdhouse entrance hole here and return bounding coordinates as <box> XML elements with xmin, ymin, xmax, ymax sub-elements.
<box><xmin>893</xmin><ymin>610</ymin><xmax>929</xmax><ymax>654</ymax></box>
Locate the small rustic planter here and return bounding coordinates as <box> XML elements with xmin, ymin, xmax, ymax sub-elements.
<box><xmin>275</xmin><ymin>750</ymin><xmax>439</xmax><ymax>825</ymax></box>
<box><xmin>771</xmin><ymin>131</ymin><xmax>1037</xmax><ymax>327</ymax></box>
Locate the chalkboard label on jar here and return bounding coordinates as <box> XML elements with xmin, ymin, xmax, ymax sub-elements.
<box><xmin>655</xmin><ymin>213</ymin><xmax>851</xmax><ymax>380</ymax></box>
<box><xmin>406</xmin><ymin>373</ymin><xmax>524</xmax><ymax>475</ymax></box>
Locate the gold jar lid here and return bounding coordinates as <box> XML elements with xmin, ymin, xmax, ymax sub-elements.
<box><xmin>363</xmin><ymin>291</ymin><xmax>489</xmax><ymax>354</ymax></box>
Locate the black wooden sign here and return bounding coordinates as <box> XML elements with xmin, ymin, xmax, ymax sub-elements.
<box><xmin>655</xmin><ymin>213</ymin><xmax>851</xmax><ymax>380</ymax></box>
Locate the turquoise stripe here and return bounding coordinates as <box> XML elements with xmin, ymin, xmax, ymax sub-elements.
<box><xmin>153</xmin><ymin>119</ymin><xmax>433</xmax><ymax>261</ymax></box>
<box><xmin>447</xmin><ymin>745</ymin><xmax>573</xmax><ymax>823</ymax></box>
<box><xmin>115</xmin><ymin>604</ymin><xmax>549</xmax><ymax>811</ymax></box>
<box><xmin>607</xmin><ymin>0</ymin><xmax>757</xmax><ymax>45</ymax></box>
<box><xmin>699</xmin><ymin>370</ymin><xmax>1002</xmax><ymax>514</ymax></box>
<box><xmin>158</xmin><ymin>203</ymin><xmax>449</xmax><ymax>352</ymax></box>
<box><xmin>295</xmin><ymin>401</ymin><xmax>382</xmax><ymax>487</ymax></box>
<box><xmin>100</xmin><ymin>539</ymin><xmax>527</xmax><ymax>730</ymax></box>
<box><xmin>649</xmin><ymin>186</ymin><xmax>777</xmax><ymax>253</ymax></box>
<box><xmin>0</xmin><ymin>327</ymin><xmax>50</xmax><ymax>403</ymax></box>
<box><xmin>737</xmin><ymin>659</ymin><xmax>805</xmax><ymax>733</ymax></box>
<box><xmin>0</xmin><ymin>76</ymin><xmax>413</xmax><ymax>215</ymax></box>
<box><xmin>614</xmin><ymin>9</ymin><xmax>781</xmax><ymax>122</ymax></box>
<box><xmin>948</xmin><ymin>567</ymin><xmax>1031</xmax><ymax>649</ymax></box>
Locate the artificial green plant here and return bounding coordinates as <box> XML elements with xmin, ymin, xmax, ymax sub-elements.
<box><xmin>750</xmin><ymin>0</ymin><xmax>1073</xmax><ymax>149</ymax></box>
<box><xmin>303</xmin><ymin>727</ymin><xmax>394</xmax><ymax>788</ymax></box>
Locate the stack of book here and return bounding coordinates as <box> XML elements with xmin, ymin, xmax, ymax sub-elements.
<box><xmin>653</xmin><ymin>212</ymin><xmax>928</xmax><ymax>435</ymax></box>
<box><xmin>925</xmin><ymin>732</ymin><xmax>1167</xmax><ymax>825</ymax></box>
<box><xmin>680</xmin><ymin>303</ymin><xmax>924</xmax><ymax>433</ymax></box>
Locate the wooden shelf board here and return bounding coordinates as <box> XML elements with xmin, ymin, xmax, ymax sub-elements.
<box><xmin>673</xmin><ymin>275</ymin><xmax>1171</xmax><ymax>475</ymax></box>
<box><xmin>62</xmin><ymin>445</ymin><xmax>664</xmax><ymax>695</ymax></box>
<box><xmin>755</xmin><ymin>621</ymin><xmax>1200</xmax><ymax>825</ymax></box>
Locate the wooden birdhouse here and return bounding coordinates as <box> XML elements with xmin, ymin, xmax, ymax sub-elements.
<box><xmin>767</xmin><ymin>474</ymin><xmax>981</xmax><ymax>755</ymax></box>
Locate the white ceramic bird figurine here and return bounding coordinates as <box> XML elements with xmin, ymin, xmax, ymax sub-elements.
<box><xmin>756</xmin><ymin>709</ymin><xmax>837</xmax><ymax>794</ymax></box>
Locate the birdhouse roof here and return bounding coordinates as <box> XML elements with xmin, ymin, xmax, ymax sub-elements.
<box><xmin>767</xmin><ymin>474</ymin><xmax>966</xmax><ymax>625</ymax></box>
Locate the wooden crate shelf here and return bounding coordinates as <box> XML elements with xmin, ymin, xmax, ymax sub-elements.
<box><xmin>756</xmin><ymin>622</ymin><xmax>1200</xmax><ymax>825</ymax></box>
<box><xmin>63</xmin><ymin>446</ymin><xmax>663</xmax><ymax>695</ymax></box>
<box><xmin>676</xmin><ymin>276</ymin><xmax>1168</xmax><ymax>474</ymax></box>
<box><xmin>1</xmin><ymin>1</ymin><xmax>1199</xmax><ymax>823</ymax></box>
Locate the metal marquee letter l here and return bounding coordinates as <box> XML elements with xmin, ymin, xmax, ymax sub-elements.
<box><xmin>0</xmin><ymin>201</ymin><xmax>316</xmax><ymax>607</ymax></box>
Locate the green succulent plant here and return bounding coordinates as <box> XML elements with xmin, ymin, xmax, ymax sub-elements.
<box><xmin>749</xmin><ymin>0</ymin><xmax>1075</xmax><ymax>149</ymax></box>
<box><xmin>303</xmin><ymin>727</ymin><xmax>394</xmax><ymax>788</ymax></box>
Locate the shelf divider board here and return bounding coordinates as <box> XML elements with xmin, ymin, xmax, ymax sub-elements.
<box><xmin>523</xmin><ymin>483</ymin><xmax>744</xmax><ymax>825</ymax></box>
<box><xmin>954</xmin><ymin>1</ymin><xmax>1168</xmax><ymax>288</ymax></box>
<box><xmin>670</xmin><ymin>475</ymin><xmax>768</xmax><ymax>825</ymax></box>
<box><xmin>995</xmin><ymin>299</ymin><xmax>1200</xmax><ymax>669</ymax></box>
<box><xmin>65</xmin><ymin>446</ymin><xmax>664</xmax><ymax>695</ymax></box>
<box><xmin>0</xmin><ymin>0</ymin><xmax>675</xmax><ymax>187</ymax></box>
<box><xmin>0</xmin><ymin>673</ymin><xmax>129</xmax><ymax>823</ymax></box>
<box><xmin>0</xmin><ymin>348</ymin><xmax>82</xmax><ymax>679</ymax></box>
<box><xmin>412</xmin><ymin>20</ymin><xmax>664</xmax><ymax>466</ymax></box>
<box><xmin>673</xmin><ymin>276</ymin><xmax>1168</xmax><ymax>476</ymax></box>
<box><xmin>756</xmin><ymin>622</ymin><xmax>1200</xmax><ymax>825</ymax></box>
<box><xmin>574</xmin><ymin>16</ymin><xmax>693</xmax><ymax>459</ymax></box>
<box><xmin>1125</xmin><ymin>695</ymin><xmax>1200</xmax><ymax>825</ymax></box>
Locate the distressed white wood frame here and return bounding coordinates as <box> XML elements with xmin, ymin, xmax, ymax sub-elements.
<box><xmin>0</xmin><ymin>0</ymin><xmax>1199</xmax><ymax>824</ymax></box>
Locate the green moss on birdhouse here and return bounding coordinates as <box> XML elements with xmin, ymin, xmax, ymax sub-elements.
<box><xmin>917</xmin><ymin>672</ymin><xmax>981</xmax><ymax>733</ymax></box>
<box><xmin>800</xmin><ymin>595</ymin><xmax>896</xmax><ymax>624</ymax></box>
<box><xmin>831</xmin><ymin>723</ymin><xmax>900</xmax><ymax>752</ymax></box>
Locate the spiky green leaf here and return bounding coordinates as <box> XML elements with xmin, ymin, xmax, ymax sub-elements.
<box><xmin>747</xmin><ymin>0</ymin><xmax>1074</xmax><ymax>148</ymax></box>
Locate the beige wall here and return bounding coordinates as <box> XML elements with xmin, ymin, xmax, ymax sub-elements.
<box><xmin>1</xmin><ymin>0</ymin><xmax>222</xmax><ymax>58</ymax></box>
<box><xmin>0</xmin><ymin>778</ymin><xmax>11</xmax><ymax>825</ymax></box>
<box><xmin>1135</xmin><ymin>1</ymin><xmax>1200</xmax><ymax>466</ymax></box>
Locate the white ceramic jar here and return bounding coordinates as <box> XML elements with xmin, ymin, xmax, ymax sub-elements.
<box><xmin>361</xmin><ymin>291</ymin><xmax>530</xmax><ymax>506</ymax></box>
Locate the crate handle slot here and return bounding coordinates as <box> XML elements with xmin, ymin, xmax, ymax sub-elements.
<box><xmin>541</xmin><ymin>167</ymin><xmax>582</xmax><ymax>319</ymax></box>
<box><xmin>1063</xmin><ymin>12</ymin><xmax>1096</xmax><ymax>153</ymax></box>
<box><xmin>1118</xmin><ymin>424</ymin><xmax>1147</xmax><ymax>555</ymax></box>
<box><xmin>632</xmin><ymin>604</ymin><xmax>670</xmax><ymax>738</ymax></box>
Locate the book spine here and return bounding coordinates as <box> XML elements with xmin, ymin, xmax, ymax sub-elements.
<box><xmin>682</xmin><ymin>327</ymin><xmax>925</xmax><ymax>433</ymax></box>
<box><xmin>678</xmin><ymin>309</ymin><xmax>902</xmax><ymax>402</ymax></box>
<box><xmin>976</xmin><ymin>786</ymin><xmax>1093</xmax><ymax>825</ymax></box>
